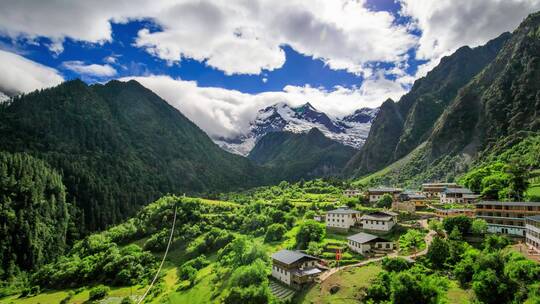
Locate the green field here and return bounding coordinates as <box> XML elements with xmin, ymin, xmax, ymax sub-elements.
<box><xmin>297</xmin><ymin>264</ymin><xmax>382</xmax><ymax>304</ymax></box>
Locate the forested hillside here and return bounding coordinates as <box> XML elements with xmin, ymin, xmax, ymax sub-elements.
<box><xmin>248</xmin><ymin>128</ymin><xmax>356</xmax><ymax>180</ymax></box>
<box><xmin>351</xmin><ymin>12</ymin><xmax>540</xmax><ymax>187</ymax></box>
<box><xmin>345</xmin><ymin>31</ymin><xmax>511</xmax><ymax>177</ymax></box>
<box><xmin>0</xmin><ymin>152</ymin><xmax>69</xmax><ymax>279</ymax></box>
<box><xmin>0</xmin><ymin>80</ymin><xmax>268</xmax><ymax>232</ymax></box>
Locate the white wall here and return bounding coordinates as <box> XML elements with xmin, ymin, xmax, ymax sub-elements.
<box><xmin>348</xmin><ymin>240</ymin><xmax>393</xmax><ymax>254</ymax></box>
<box><xmin>487</xmin><ymin>224</ymin><xmax>525</xmax><ymax>236</ymax></box>
<box><xmin>272</xmin><ymin>265</ymin><xmax>291</xmax><ymax>285</ymax></box>
<box><xmin>326</xmin><ymin>213</ymin><xmax>357</xmax><ymax>229</ymax></box>
<box><xmin>361</xmin><ymin>219</ymin><xmax>395</xmax><ymax>231</ymax></box>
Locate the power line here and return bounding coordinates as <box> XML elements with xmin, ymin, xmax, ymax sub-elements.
<box><xmin>137</xmin><ymin>205</ymin><xmax>178</xmax><ymax>304</ymax></box>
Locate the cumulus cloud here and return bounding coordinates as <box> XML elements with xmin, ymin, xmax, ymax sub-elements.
<box><xmin>120</xmin><ymin>74</ymin><xmax>408</xmax><ymax>139</ymax></box>
<box><xmin>0</xmin><ymin>0</ymin><xmax>416</xmax><ymax>75</ymax></box>
<box><xmin>62</xmin><ymin>61</ymin><xmax>117</xmax><ymax>77</ymax></box>
<box><xmin>0</xmin><ymin>49</ymin><xmax>63</xmax><ymax>96</ymax></box>
<box><xmin>400</xmin><ymin>0</ymin><xmax>540</xmax><ymax>76</ymax></box>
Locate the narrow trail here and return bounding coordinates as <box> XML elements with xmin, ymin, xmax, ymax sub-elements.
<box><xmin>318</xmin><ymin>220</ymin><xmax>435</xmax><ymax>282</ymax></box>
<box><xmin>137</xmin><ymin>206</ymin><xmax>178</xmax><ymax>304</ymax></box>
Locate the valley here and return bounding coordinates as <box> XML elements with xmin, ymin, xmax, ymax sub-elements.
<box><xmin>1</xmin><ymin>6</ymin><xmax>540</xmax><ymax>304</ymax></box>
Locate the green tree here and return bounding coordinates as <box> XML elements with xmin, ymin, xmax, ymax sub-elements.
<box><xmin>376</xmin><ymin>194</ymin><xmax>393</xmax><ymax>208</ymax></box>
<box><xmin>398</xmin><ymin>230</ymin><xmax>424</xmax><ymax>254</ymax></box>
<box><xmin>471</xmin><ymin>219</ymin><xmax>488</xmax><ymax>235</ymax></box>
<box><xmin>306</xmin><ymin>241</ymin><xmax>323</xmax><ymax>257</ymax></box>
<box><xmin>295</xmin><ymin>220</ymin><xmax>326</xmax><ymax>249</ymax></box>
<box><xmin>89</xmin><ymin>286</ymin><xmax>110</xmax><ymax>301</ymax></box>
<box><xmin>381</xmin><ymin>257</ymin><xmax>411</xmax><ymax>272</ymax></box>
<box><xmin>427</xmin><ymin>237</ymin><xmax>449</xmax><ymax>269</ymax></box>
<box><xmin>264</xmin><ymin>224</ymin><xmax>287</xmax><ymax>243</ymax></box>
<box><xmin>472</xmin><ymin>270</ymin><xmax>511</xmax><ymax>304</ymax></box>
<box><xmin>442</xmin><ymin>216</ymin><xmax>472</xmax><ymax>235</ymax></box>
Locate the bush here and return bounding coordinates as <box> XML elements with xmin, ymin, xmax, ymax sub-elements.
<box><xmin>381</xmin><ymin>257</ymin><xmax>412</xmax><ymax>272</ymax></box>
<box><xmin>295</xmin><ymin>220</ymin><xmax>326</xmax><ymax>249</ymax></box>
<box><xmin>376</xmin><ymin>194</ymin><xmax>393</xmax><ymax>208</ymax></box>
<box><xmin>264</xmin><ymin>224</ymin><xmax>287</xmax><ymax>243</ymax></box>
<box><xmin>121</xmin><ymin>297</ymin><xmax>134</xmax><ymax>304</ymax></box>
<box><xmin>89</xmin><ymin>285</ymin><xmax>110</xmax><ymax>301</ymax></box>
<box><xmin>442</xmin><ymin>216</ymin><xmax>472</xmax><ymax>235</ymax></box>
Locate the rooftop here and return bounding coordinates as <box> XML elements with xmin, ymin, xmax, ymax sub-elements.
<box><xmin>444</xmin><ymin>187</ymin><xmax>473</xmax><ymax>194</ymax></box>
<box><xmin>327</xmin><ymin>207</ymin><xmax>361</xmax><ymax>214</ymax></box>
<box><xmin>368</xmin><ymin>187</ymin><xmax>402</xmax><ymax>193</ymax></box>
<box><xmin>525</xmin><ymin>215</ymin><xmax>540</xmax><ymax>222</ymax></box>
<box><xmin>347</xmin><ymin>232</ymin><xmax>387</xmax><ymax>244</ymax></box>
<box><xmin>360</xmin><ymin>211</ymin><xmax>397</xmax><ymax>221</ymax></box>
<box><xmin>422</xmin><ymin>183</ymin><xmax>458</xmax><ymax>187</ymax></box>
<box><xmin>476</xmin><ymin>201</ymin><xmax>540</xmax><ymax>207</ymax></box>
<box><xmin>271</xmin><ymin>249</ymin><xmax>318</xmax><ymax>265</ymax></box>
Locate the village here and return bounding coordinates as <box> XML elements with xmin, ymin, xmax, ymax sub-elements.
<box><xmin>269</xmin><ymin>182</ymin><xmax>540</xmax><ymax>300</ymax></box>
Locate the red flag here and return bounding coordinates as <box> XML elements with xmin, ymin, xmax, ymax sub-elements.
<box><xmin>336</xmin><ymin>248</ymin><xmax>342</xmax><ymax>261</ymax></box>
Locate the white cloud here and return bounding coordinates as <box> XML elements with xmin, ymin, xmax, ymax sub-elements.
<box><xmin>0</xmin><ymin>49</ymin><xmax>63</xmax><ymax>96</ymax></box>
<box><xmin>400</xmin><ymin>0</ymin><xmax>540</xmax><ymax>77</ymax></box>
<box><xmin>120</xmin><ymin>74</ymin><xmax>407</xmax><ymax>139</ymax></box>
<box><xmin>62</xmin><ymin>61</ymin><xmax>117</xmax><ymax>77</ymax></box>
<box><xmin>0</xmin><ymin>0</ymin><xmax>416</xmax><ymax>75</ymax></box>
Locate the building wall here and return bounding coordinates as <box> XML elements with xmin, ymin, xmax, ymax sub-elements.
<box><xmin>369</xmin><ymin>192</ymin><xmax>399</xmax><ymax>203</ymax></box>
<box><xmin>392</xmin><ymin>201</ymin><xmax>415</xmax><ymax>213</ymax></box>
<box><xmin>526</xmin><ymin>222</ymin><xmax>540</xmax><ymax>252</ymax></box>
<box><xmin>272</xmin><ymin>264</ymin><xmax>291</xmax><ymax>285</ymax></box>
<box><xmin>487</xmin><ymin>224</ymin><xmax>525</xmax><ymax>236</ymax></box>
<box><xmin>348</xmin><ymin>240</ymin><xmax>393</xmax><ymax>254</ymax></box>
<box><xmin>361</xmin><ymin>219</ymin><xmax>395</xmax><ymax>231</ymax></box>
<box><xmin>326</xmin><ymin>213</ymin><xmax>357</xmax><ymax>230</ymax></box>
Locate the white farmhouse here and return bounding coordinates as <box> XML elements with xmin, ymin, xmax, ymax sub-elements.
<box><xmin>347</xmin><ymin>232</ymin><xmax>394</xmax><ymax>255</ymax></box>
<box><xmin>367</xmin><ymin>187</ymin><xmax>402</xmax><ymax>203</ymax></box>
<box><xmin>325</xmin><ymin>206</ymin><xmax>361</xmax><ymax>231</ymax></box>
<box><xmin>440</xmin><ymin>187</ymin><xmax>474</xmax><ymax>204</ymax></box>
<box><xmin>271</xmin><ymin>249</ymin><xmax>322</xmax><ymax>288</ymax></box>
<box><xmin>360</xmin><ymin>211</ymin><xmax>398</xmax><ymax>232</ymax></box>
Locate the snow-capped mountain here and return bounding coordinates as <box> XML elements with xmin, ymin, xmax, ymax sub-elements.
<box><xmin>215</xmin><ymin>102</ymin><xmax>379</xmax><ymax>155</ymax></box>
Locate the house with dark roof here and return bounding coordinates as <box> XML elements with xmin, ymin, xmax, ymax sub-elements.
<box><xmin>421</xmin><ymin>183</ymin><xmax>460</xmax><ymax>198</ymax></box>
<box><xmin>347</xmin><ymin>232</ymin><xmax>394</xmax><ymax>255</ymax></box>
<box><xmin>367</xmin><ymin>187</ymin><xmax>403</xmax><ymax>203</ymax></box>
<box><xmin>440</xmin><ymin>187</ymin><xmax>474</xmax><ymax>204</ymax></box>
<box><xmin>271</xmin><ymin>249</ymin><xmax>323</xmax><ymax>288</ymax></box>
<box><xmin>325</xmin><ymin>206</ymin><xmax>361</xmax><ymax>231</ymax></box>
<box><xmin>360</xmin><ymin>211</ymin><xmax>397</xmax><ymax>231</ymax></box>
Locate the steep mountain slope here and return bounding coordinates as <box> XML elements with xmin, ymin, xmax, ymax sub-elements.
<box><xmin>248</xmin><ymin>128</ymin><xmax>356</xmax><ymax>180</ymax></box>
<box><xmin>353</xmin><ymin>11</ymin><xmax>540</xmax><ymax>187</ymax></box>
<box><xmin>345</xmin><ymin>32</ymin><xmax>511</xmax><ymax>177</ymax></box>
<box><xmin>0</xmin><ymin>80</ymin><xmax>267</xmax><ymax>232</ymax></box>
<box><xmin>0</xmin><ymin>152</ymin><xmax>69</xmax><ymax>277</ymax></box>
<box><xmin>217</xmin><ymin>102</ymin><xmax>377</xmax><ymax>155</ymax></box>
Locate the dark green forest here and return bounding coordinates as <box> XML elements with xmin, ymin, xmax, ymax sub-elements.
<box><xmin>0</xmin><ymin>152</ymin><xmax>69</xmax><ymax>278</ymax></box>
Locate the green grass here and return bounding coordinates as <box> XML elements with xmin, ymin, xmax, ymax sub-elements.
<box><xmin>2</xmin><ymin>285</ymin><xmax>146</xmax><ymax>304</ymax></box>
<box><xmin>446</xmin><ymin>280</ymin><xmax>474</xmax><ymax>304</ymax></box>
<box><xmin>526</xmin><ymin>184</ymin><xmax>540</xmax><ymax>197</ymax></box>
<box><xmin>163</xmin><ymin>264</ymin><xmax>216</xmax><ymax>304</ymax></box>
<box><xmin>297</xmin><ymin>264</ymin><xmax>382</xmax><ymax>304</ymax></box>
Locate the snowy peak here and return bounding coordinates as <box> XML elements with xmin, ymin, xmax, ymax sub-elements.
<box><xmin>216</xmin><ymin>102</ymin><xmax>379</xmax><ymax>156</ymax></box>
<box><xmin>341</xmin><ymin>107</ymin><xmax>380</xmax><ymax>124</ymax></box>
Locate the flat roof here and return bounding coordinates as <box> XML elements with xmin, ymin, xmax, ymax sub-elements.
<box><xmin>272</xmin><ymin>250</ymin><xmax>318</xmax><ymax>265</ymax></box>
<box><xmin>444</xmin><ymin>188</ymin><xmax>473</xmax><ymax>194</ymax></box>
<box><xmin>368</xmin><ymin>187</ymin><xmax>402</xmax><ymax>192</ymax></box>
<box><xmin>347</xmin><ymin>232</ymin><xmax>388</xmax><ymax>243</ymax></box>
<box><xmin>525</xmin><ymin>215</ymin><xmax>540</xmax><ymax>222</ymax></box>
<box><xmin>476</xmin><ymin>201</ymin><xmax>540</xmax><ymax>207</ymax></box>
<box><xmin>327</xmin><ymin>207</ymin><xmax>361</xmax><ymax>214</ymax></box>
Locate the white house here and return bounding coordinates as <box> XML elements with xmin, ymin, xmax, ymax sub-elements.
<box><xmin>525</xmin><ymin>215</ymin><xmax>540</xmax><ymax>253</ymax></box>
<box><xmin>271</xmin><ymin>249</ymin><xmax>322</xmax><ymax>288</ymax></box>
<box><xmin>360</xmin><ymin>211</ymin><xmax>398</xmax><ymax>232</ymax></box>
<box><xmin>367</xmin><ymin>187</ymin><xmax>402</xmax><ymax>203</ymax></box>
<box><xmin>347</xmin><ymin>232</ymin><xmax>394</xmax><ymax>255</ymax></box>
<box><xmin>325</xmin><ymin>206</ymin><xmax>361</xmax><ymax>231</ymax></box>
<box><xmin>343</xmin><ymin>189</ymin><xmax>362</xmax><ymax>197</ymax></box>
<box><xmin>440</xmin><ymin>187</ymin><xmax>474</xmax><ymax>204</ymax></box>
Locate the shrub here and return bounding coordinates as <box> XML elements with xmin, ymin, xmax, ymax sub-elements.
<box><xmin>264</xmin><ymin>224</ymin><xmax>287</xmax><ymax>243</ymax></box>
<box><xmin>88</xmin><ymin>285</ymin><xmax>110</xmax><ymax>301</ymax></box>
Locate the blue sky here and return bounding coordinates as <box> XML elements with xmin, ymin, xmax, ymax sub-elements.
<box><xmin>0</xmin><ymin>0</ymin><xmax>538</xmax><ymax>139</ymax></box>
<box><xmin>0</xmin><ymin>1</ymin><xmax>422</xmax><ymax>95</ymax></box>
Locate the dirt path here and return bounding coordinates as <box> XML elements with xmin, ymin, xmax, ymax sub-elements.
<box><xmin>318</xmin><ymin>220</ymin><xmax>435</xmax><ymax>282</ymax></box>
